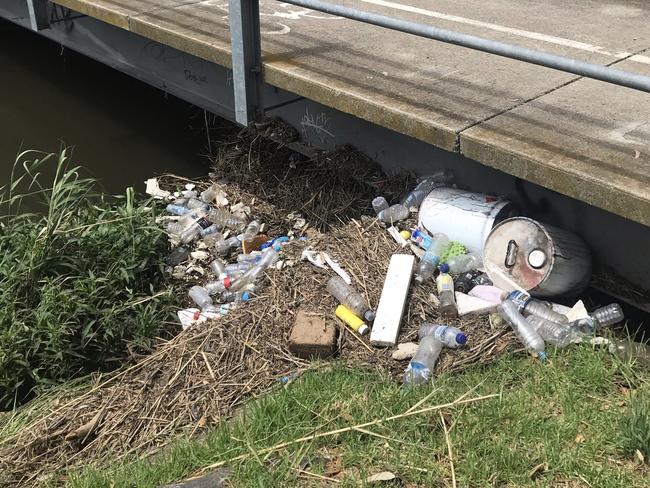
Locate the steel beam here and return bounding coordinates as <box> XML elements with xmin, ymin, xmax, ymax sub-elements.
<box><xmin>281</xmin><ymin>0</ymin><xmax>650</xmax><ymax>94</ymax></box>
<box><xmin>26</xmin><ymin>0</ymin><xmax>49</xmax><ymax>31</ymax></box>
<box><xmin>229</xmin><ymin>0</ymin><xmax>263</xmax><ymax>126</ymax></box>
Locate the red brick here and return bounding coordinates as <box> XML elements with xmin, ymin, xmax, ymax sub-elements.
<box><xmin>289</xmin><ymin>311</ymin><xmax>337</xmax><ymax>359</ymax></box>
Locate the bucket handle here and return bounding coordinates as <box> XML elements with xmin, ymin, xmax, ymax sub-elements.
<box><xmin>505</xmin><ymin>240</ymin><xmax>518</xmax><ymax>268</ymax></box>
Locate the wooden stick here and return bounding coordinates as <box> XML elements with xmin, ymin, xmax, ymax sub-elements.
<box><xmin>439</xmin><ymin>411</ymin><xmax>457</xmax><ymax>488</ymax></box>
<box><xmin>202</xmin><ymin>393</ymin><xmax>497</xmax><ymax>470</ymax></box>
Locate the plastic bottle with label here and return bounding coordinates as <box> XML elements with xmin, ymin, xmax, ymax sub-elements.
<box><xmin>526</xmin><ymin>316</ymin><xmax>578</xmax><ymax>348</ymax></box>
<box><xmin>436</xmin><ymin>265</ymin><xmax>458</xmax><ymax>317</ymax></box>
<box><xmin>179</xmin><ymin>216</ymin><xmax>217</xmax><ymax>244</ymax></box>
<box><xmin>498</xmin><ymin>299</ymin><xmax>547</xmax><ymax>359</ymax></box>
<box><xmin>326</xmin><ymin>276</ymin><xmax>376</xmax><ymax>322</ymax></box>
<box><xmin>508</xmin><ymin>291</ymin><xmax>569</xmax><ymax>323</ymax></box>
<box><xmin>403</xmin><ymin>335</ymin><xmax>443</xmax><ymax>386</ymax></box>
<box><xmin>415</xmin><ymin>233</ymin><xmax>449</xmax><ymax>283</ymax></box>
<box><xmin>418</xmin><ymin>324</ymin><xmax>467</xmax><ymax>347</ymax></box>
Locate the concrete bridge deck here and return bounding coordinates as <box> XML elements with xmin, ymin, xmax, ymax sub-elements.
<box><xmin>52</xmin><ymin>0</ymin><xmax>650</xmax><ymax>226</ymax></box>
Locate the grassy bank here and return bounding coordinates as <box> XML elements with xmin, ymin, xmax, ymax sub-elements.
<box><xmin>0</xmin><ymin>150</ymin><xmax>177</xmax><ymax>407</ymax></box>
<box><xmin>66</xmin><ymin>345</ymin><xmax>649</xmax><ymax>487</ymax></box>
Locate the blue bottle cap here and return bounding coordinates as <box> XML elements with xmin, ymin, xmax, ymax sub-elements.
<box><xmin>439</xmin><ymin>263</ymin><xmax>450</xmax><ymax>273</ymax></box>
<box><xmin>241</xmin><ymin>291</ymin><xmax>251</xmax><ymax>302</ymax></box>
<box><xmin>455</xmin><ymin>333</ymin><xmax>467</xmax><ymax>345</ymax></box>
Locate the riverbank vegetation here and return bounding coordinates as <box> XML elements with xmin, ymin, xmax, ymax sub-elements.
<box><xmin>0</xmin><ymin>150</ymin><xmax>176</xmax><ymax>408</ymax></box>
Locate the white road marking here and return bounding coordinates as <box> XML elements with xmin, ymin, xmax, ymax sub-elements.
<box><xmin>358</xmin><ymin>0</ymin><xmax>650</xmax><ymax>65</ymax></box>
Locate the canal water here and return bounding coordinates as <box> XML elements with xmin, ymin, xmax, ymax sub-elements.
<box><xmin>0</xmin><ymin>19</ymin><xmax>210</xmax><ymax>195</ymax></box>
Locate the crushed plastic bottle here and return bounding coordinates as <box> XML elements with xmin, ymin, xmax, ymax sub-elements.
<box><xmin>210</xmin><ymin>258</ymin><xmax>227</xmax><ymax>277</ymax></box>
<box><xmin>418</xmin><ymin>324</ymin><xmax>467</xmax><ymax>347</ymax></box>
<box><xmin>200</xmin><ymin>184</ymin><xmax>220</xmax><ymax>203</ymax></box>
<box><xmin>207</xmin><ymin>208</ymin><xmax>245</xmax><ymax>229</ymax></box>
<box><xmin>166</xmin><ymin>204</ymin><xmax>191</xmax><ymax>216</ymax></box>
<box><xmin>220</xmin><ymin>290</ymin><xmax>251</xmax><ymax>303</ymax></box>
<box><xmin>508</xmin><ymin>291</ymin><xmax>569</xmax><ymax>324</ymax></box>
<box><xmin>403</xmin><ymin>335</ymin><xmax>443</xmax><ymax>386</ymax></box>
<box><xmin>226</xmin><ymin>261</ymin><xmax>255</xmax><ymax>273</ymax></box>
<box><xmin>372</xmin><ymin>196</ymin><xmax>389</xmax><ymax>215</ymax></box>
<box><xmin>377</xmin><ymin>204</ymin><xmax>409</xmax><ymax>223</ymax></box>
<box><xmin>415</xmin><ymin>233</ymin><xmax>449</xmax><ymax>283</ymax></box>
<box><xmin>401</xmin><ymin>170</ymin><xmax>453</xmax><ymax>209</ymax></box>
<box><xmin>436</xmin><ymin>265</ymin><xmax>458</xmax><ymax>317</ymax></box>
<box><xmin>189</xmin><ymin>286</ymin><xmax>213</xmax><ymax>310</ymax></box>
<box><xmin>326</xmin><ymin>276</ymin><xmax>376</xmax><ymax>322</ymax></box>
<box><xmin>237</xmin><ymin>251</ymin><xmax>262</xmax><ymax>264</ymax></box>
<box><xmin>204</xmin><ymin>278</ymin><xmax>232</xmax><ymax>295</ymax></box>
<box><xmin>444</xmin><ymin>253</ymin><xmax>482</xmax><ymax>275</ymax></box>
<box><xmin>498</xmin><ymin>300</ymin><xmax>546</xmax><ymax>359</ymax></box>
<box><xmin>215</xmin><ymin>235</ymin><xmax>241</xmax><ymax>256</ymax></box>
<box><xmin>230</xmin><ymin>248</ymin><xmax>279</xmax><ymax>291</ymax></box>
<box><xmin>609</xmin><ymin>339</ymin><xmax>650</xmax><ymax>366</ymax></box>
<box><xmin>527</xmin><ymin>316</ymin><xmax>578</xmax><ymax>348</ymax></box>
<box><xmin>186</xmin><ymin>198</ymin><xmax>210</xmax><ymax>212</ymax></box>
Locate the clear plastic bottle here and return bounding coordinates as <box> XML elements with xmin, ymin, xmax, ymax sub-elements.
<box><xmin>238</xmin><ymin>251</ymin><xmax>262</xmax><ymax>264</ymax></box>
<box><xmin>210</xmin><ymin>259</ymin><xmax>227</xmax><ymax>277</ymax></box>
<box><xmin>219</xmin><ymin>290</ymin><xmax>251</xmax><ymax>303</ymax></box>
<box><xmin>418</xmin><ymin>324</ymin><xmax>467</xmax><ymax>347</ymax></box>
<box><xmin>326</xmin><ymin>276</ymin><xmax>376</xmax><ymax>322</ymax></box>
<box><xmin>526</xmin><ymin>316</ymin><xmax>577</xmax><ymax>348</ymax></box>
<box><xmin>200</xmin><ymin>184</ymin><xmax>220</xmax><ymax>203</ymax></box>
<box><xmin>226</xmin><ymin>261</ymin><xmax>255</xmax><ymax>273</ymax></box>
<box><xmin>377</xmin><ymin>204</ymin><xmax>409</xmax><ymax>223</ymax></box>
<box><xmin>372</xmin><ymin>196</ymin><xmax>389</xmax><ymax>215</ymax></box>
<box><xmin>166</xmin><ymin>204</ymin><xmax>190</xmax><ymax>216</ymax></box>
<box><xmin>204</xmin><ymin>278</ymin><xmax>231</xmax><ymax>295</ymax></box>
<box><xmin>230</xmin><ymin>248</ymin><xmax>279</xmax><ymax>291</ymax></box>
<box><xmin>401</xmin><ymin>170</ymin><xmax>453</xmax><ymax>209</ymax></box>
<box><xmin>445</xmin><ymin>253</ymin><xmax>482</xmax><ymax>275</ymax></box>
<box><xmin>403</xmin><ymin>335</ymin><xmax>443</xmax><ymax>386</ymax></box>
<box><xmin>415</xmin><ymin>233</ymin><xmax>449</xmax><ymax>283</ymax></box>
<box><xmin>239</xmin><ymin>220</ymin><xmax>261</xmax><ymax>241</ymax></box>
<box><xmin>498</xmin><ymin>300</ymin><xmax>547</xmax><ymax>359</ymax></box>
<box><xmin>207</xmin><ymin>208</ymin><xmax>245</xmax><ymax>230</ymax></box>
<box><xmin>214</xmin><ymin>235</ymin><xmax>242</xmax><ymax>256</ymax></box>
<box><xmin>186</xmin><ymin>198</ymin><xmax>210</xmax><ymax>212</ymax></box>
<box><xmin>609</xmin><ymin>339</ymin><xmax>650</xmax><ymax>366</ymax></box>
<box><xmin>189</xmin><ymin>286</ymin><xmax>213</xmax><ymax>310</ymax></box>
<box><xmin>591</xmin><ymin>303</ymin><xmax>624</xmax><ymax>328</ymax></box>
<box><xmin>436</xmin><ymin>265</ymin><xmax>458</xmax><ymax>317</ymax></box>
<box><xmin>179</xmin><ymin>216</ymin><xmax>215</xmax><ymax>244</ymax></box>
<box><xmin>508</xmin><ymin>291</ymin><xmax>569</xmax><ymax>324</ymax></box>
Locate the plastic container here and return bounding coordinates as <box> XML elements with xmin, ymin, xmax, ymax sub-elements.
<box><xmin>377</xmin><ymin>203</ymin><xmax>409</xmax><ymax>223</ymax></box>
<box><xmin>436</xmin><ymin>267</ymin><xmax>458</xmax><ymax>317</ymax></box>
<box><xmin>444</xmin><ymin>253</ymin><xmax>482</xmax><ymax>275</ymax></box>
<box><xmin>418</xmin><ymin>324</ymin><xmax>467</xmax><ymax>347</ymax></box>
<box><xmin>483</xmin><ymin>217</ymin><xmax>591</xmax><ymax>297</ymax></box>
<box><xmin>230</xmin><ymin>248</ymin><xmax>279</xmax><ymax>291</ymax></box>
<box><xmin>238</xmin><ymin>251</ymin><xmax>262</xmax><ymax>263</ymax></box>
<box><xmin>591</xmin><ymin>303</ymin><xmax>624</xmax><ymax>328</ymax></box>
<box><xmin>189</xmin><ymin>286</ymin><xmax>212</xmax><ymax>310</ymax></box>
<box><xmin>402</xmin><ymin>170</ymin><xmax>453</xmax><ymax>209</ymax></box>
<box><xmin>210</xmin><ymin>259</ymin><xmax>227</xmax><ymax>277</ymax></box>
<box><xmin>204</xmin><ymin>278</ymin><xmax>232</xmax><ymax>295</ymax></box>
<box><xmin>403</xmin><ymin>336</ymin><xmax>443</xmax><ymax>386</ymax></box>
<box><xmin>239</xmin><ymin>220</ymin><xmax>261</xmax><ymax>241</ymax></box>
<box><xmin>179</xmin><ymin>217</ymin><xmax>215</xmax><ymax>244</ymax></box>
<box><xmin>186</xmin><ymin>198</ymin><xmax>210</xmax><ymax>212</ymax></box>
<box><xmin>609</xmin><ymin>339</ymin><xmax>650</xmax><ymax>366</ymax></box>
<box><xmin>419</xmin><ymin>187</ymin><xmax>518</xmax><ymax>255</ymax></box>
<box><xmin>220</xmin><ymin>290</ymin><xmax>251</xmax><ymax>303</ymax></box>
<box><xmin>326</xmin><ymin>276</ymin><xmax>375</xmax><ymax>322</ymax></box>
<box><xmin>415</xmin><ymin>233</ymin><xmax>449</xmax><ymax>283</ymax></box>
<box><xmin>335</xmin><ymin>304</ymin><xmax>369</xmax><ymax>335</ymax></box>
<box><xmin>411</xmin><ymin>228</ymin><xmax>432</xmax><ymax>250</ymax></box>
<box><xmin>468</xmin><ymin>285</ymin><xmax>506</xmax><ymax>303</ymax></box>
<box><xmin>200</xmin><ymin>184</ymin><xmax>220</xmax><ymax>203</ymax></box>
<box><xmin>507</xmin><ymin>291</ymin><xmax>568</xmax><ymax>323</ymax></box>
<box><xmin>498</xmin><ymin>300</ymin><xmax>546</xmax><ymax>359</ymax></box>
<box><xmin>527</xmin><ymin>316</ymin><xmax>577</xmax><ymax>348</ymax></box>
<box><xmin>207</xmin><ymin>208</ymin><xmax>245</xmax><ymax>229</ymax></box>
<box><xmin>215</xmin><ymin>236</ymin><xmax>241</xmax><ymax>256</ymax></box>
<box><xmin>166</xmin><ymin>204</ymin><xmax>190</xmax><ymax>216</ymax></box>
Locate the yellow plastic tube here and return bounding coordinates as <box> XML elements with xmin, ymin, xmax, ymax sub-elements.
<box><xmin>335</xmin><ymin>304</ymin><xmax>369</xmax><ymax>335</ymax></box>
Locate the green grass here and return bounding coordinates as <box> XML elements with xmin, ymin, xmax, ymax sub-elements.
<box><xmin>0</xmin><ymin>150</ymin><xmax>177</xmax><ymax>408</ymax></box>
<box><xmin>65</xmin><ymin>345</ymin><xmax>650</xmax><ymax>487</ymax></box>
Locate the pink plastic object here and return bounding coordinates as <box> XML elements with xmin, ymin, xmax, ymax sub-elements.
<box><xmin>468</xmin><ymin>285</ymin><xmax>507</xmax><ymax>304</ymax></box>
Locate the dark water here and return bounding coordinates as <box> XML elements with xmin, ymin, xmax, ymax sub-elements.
<box><xmin>0</xmin><ymin>19</ymin><xmax>210</xmax><ymax>195</ymax></box>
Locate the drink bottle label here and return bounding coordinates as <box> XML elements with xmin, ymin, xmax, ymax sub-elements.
<box><xmin>196</xmin><ymin>217</ymin><xmax>213</xmax><ymax>230</ymax></box>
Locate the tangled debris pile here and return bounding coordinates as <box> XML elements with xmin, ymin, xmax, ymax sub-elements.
<box><xmin>0</xmin><ymin>123</ymin><xmax>642</xmax><ymax>487</ymax></box>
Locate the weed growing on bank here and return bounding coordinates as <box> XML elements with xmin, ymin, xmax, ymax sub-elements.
<box><xmin>0</xmin><ymin>150</ymin><xmax>176</xmax><ymax>408</ymax></box>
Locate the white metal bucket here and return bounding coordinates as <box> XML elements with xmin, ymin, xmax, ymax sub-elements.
<box><xmin>418</xmin><ymin>187</ymin><xmax>518</xmax><ymax>255</ymax></box>
<box><xmin>483</xmin><ymin>217</ymin><xmax>592</xmax><ymax>297</ymax></box>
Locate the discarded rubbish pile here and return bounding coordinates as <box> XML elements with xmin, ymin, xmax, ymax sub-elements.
<box><xmin>2</xmin><ymin>132</ymin><xmax>647</xmax><ymax>487</ymax></box>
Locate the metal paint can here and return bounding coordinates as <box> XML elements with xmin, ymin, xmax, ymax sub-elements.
<box><xmin>483</xmin><ymin>217</ymin><xmax>591</xmax><ymax>297</ymax></box>
<box><xmin>418</xmin><ymin>187</ymin><xmax>518</xmax><ymax>255</ymax></box>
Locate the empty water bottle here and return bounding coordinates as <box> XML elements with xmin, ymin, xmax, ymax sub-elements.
<box><xmin>403</xmin><ymin>335</ymin><xmax>443</xmax><ymax>386</ymax></box>
<box><xmin>179</xmin><ymin>217</ymin><xmax>216</xmax><ymax>244</ymax></box>
<box><xmin>498</xmin><ymin>300</ymin><xmax>546</xmax><ymax>359</ymax></box>
<box><xmin>418</xmin><ymin>324</ymin><xmax>467</xmax><ymax>347</ymax></box>
<box><xmin>508</xmin><ymin>291</ymin><xmax>568</xmax><ymax>324</ymax></box>
<box><xmin>436</xmin><ymin>265</ymin><xmax>458</xmax><ymax>317</ymax></box>
<box><xmin>230</xmin><ymin>248</ymin><xmax>279</xmax><ymax>291</ymax></box>
<box><xmin>591</xmin><ymin>303</ymin><xmax>624</xmax><ymax>328</ymax></box>
<box><xmin>166</xmin><ymin>204</ymin><xmax>191</xmax><ymax>216</ymax></box>
<box><xmin>189</xmin><ymin>286</ymin><xmax>213</xmax><ymax>310</ymax></box>
<box><xmin>207</xmin><ymin>208</ymin><xmax>245</xmax><ymax>229</ymax></box>
<box><xmin>220</xmin><ymin>290</ymin><xmax>251</xmax><ymax>303</ymax></box>
<box><xmin>527</xmin><ymin>316</ymin><xmax>578</xmax><ymax>348</ymax></box>
<box><xmin>609</xmin><ymin>339</ymin><xmax>650</xmax><ymax>366</ymax></box>
<box><xmin>215</xmin><ymin>235</ymin><xmax>241</xmax><ymax>256</ymax></box>
<box><xmin>204</xmin><ymin>278</ymin><xmax>232</xmax><ymax>295</ymax></box>
<box><xmin>415</xmin><ymin>233</ymin><xmax>449</xmax><ymax>283</ymax></box>
<box><xmin>444</xmin><ymin>253</ymin><xmax>482</xmax><ymax>275</ymax></box>
<box><xmin>377</xmin><ymin>204</ymin><xmax>409</xmax><ymax>223</ymax></box>
<box><xmin>372</xmin><ymin>196</ymin><xmax>389</xmax><ymax>215</ymax></box>
<box><xmin>186</xmin><ymin>198</ymin><xmax>210</xmax><ymax>212</ymax></box>
<box><xmin>210</xmin><ymin>258</ymin><xmax>227</xmax><ymax>277</ymax></box>
<box><xmin>200</xmin><ymin>184</ymin><xmax>220</xmax><ymax>203</ymax></box>
<box><xmin>326</xmin><ymin>276</ymin><xmax>376</xmax><ymax>322</ymax></box>
<box><xmin>401</xmin><ymin>170</ymin><xmax>453</xmax><ymax>209</ymax></box>
<box><xmin>226</xmin><ymin>261</ymin><xmax>254</xmax><ymax>273</ymax></box>
<box><xmin>238</xmin><ymin>252</ymin><xmax>262</xmax><ymax>264</ymax></box>
<box><xmin>239</xmin><ymin>220</ymin><xmax>261</xmax><ymax>241</ymax></box>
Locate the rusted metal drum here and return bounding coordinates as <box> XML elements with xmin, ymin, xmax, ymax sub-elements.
<box><xmin>483</xmin><ymin>217</ymin><xmax>591</xmax><ymax>297</ymax></box>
